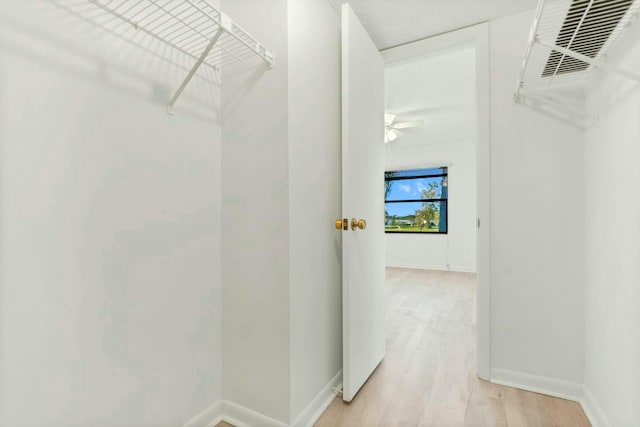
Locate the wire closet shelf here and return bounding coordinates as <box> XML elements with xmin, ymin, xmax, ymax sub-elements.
<box><xmin>89</xmin><ymin>0</ymin><xmax>274</xmax><ymax>111</ymax></box>
<box><xmin>514</xmin><ymin>0</ymin><xmax>640</xmax><ymax>111</ymax></box>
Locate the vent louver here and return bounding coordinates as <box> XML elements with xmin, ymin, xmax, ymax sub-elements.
<box><xmin>513</xmin><ymin>0</ymin><xmax>640</xmax><ymax>127</ymax></box>
<box><xmin>542</xmin><ymin>0</ymin><xmax>634</xmax><ymax>77</ymax></box>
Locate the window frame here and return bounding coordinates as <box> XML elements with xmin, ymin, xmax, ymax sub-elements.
<box><xmin>384</xmin><ymin>167</ymin><xmax>449</xmax><ymax>235</ymax></box>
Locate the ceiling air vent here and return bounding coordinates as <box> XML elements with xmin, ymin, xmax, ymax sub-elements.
<box><xmin>542</xmin><ymin>0</ymin><xmax>634</xmax><ymax>77</ymax></box>
<box><xmin>514</xmin><ymin>0</ymin><xmax>640</xmax><ymax>127</ymax></box>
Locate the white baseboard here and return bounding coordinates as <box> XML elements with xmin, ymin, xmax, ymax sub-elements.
<box><xmin>184</xmin><ymin>372</ymin><xmax>341</xmax><ymax>427</ymax></box>
<box><xmin>490</xmin><ymin>369</ymin><xmax>582</xmax><ymax>402</ymax></box>
<box><xmin>386</xmin><ymin>263</ymin><xmax>476</xmax><ymax>273</ymax></box>
<box><xmin>291</xmin><ymin>371</ymin><xmax>342</xmax><ymax>427</ymax></box>
<box><xmin>386</xmin><ymin>263</ymin><xmax>448</xmax><ymax>271</ymax></box>
<box><xmin>580</xmin><ymin>386</ymin><xmax>612</xmax><ymax>427</ymax></box>
<box><xmin>182</xmin><ymin>400</ymin><xmax>223</xmax><ymax>427</ymax></box>
<box><xmin>222</xmin><ymin>400</ymin><xmax>288</xmax><ymax>427</ymax></box>
<box><xmin>449</xmin><ymin>266</ymin><xmax>477</xmax><ymax>273</ymax></box>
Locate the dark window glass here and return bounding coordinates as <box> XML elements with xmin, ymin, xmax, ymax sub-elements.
<box><xmin>384</xmin><ymin>167</ymin><xmax>448</xmax><ymax>234</ymax></box>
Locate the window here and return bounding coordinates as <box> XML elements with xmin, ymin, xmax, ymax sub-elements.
<box><xmin>384</xmin><ymin>167</ymin><xmax>448</xmax><ymax>234</ymax></box>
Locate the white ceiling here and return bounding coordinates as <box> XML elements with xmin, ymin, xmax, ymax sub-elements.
<box><xmin>328</xmin><ymin>0</ymin><xmax>537</xmax><ymax>49</ymax></box>
<box><xmin>385</xmin><ymin>46</ymin><xmax>476</xmax><ymax>148</ymax></box>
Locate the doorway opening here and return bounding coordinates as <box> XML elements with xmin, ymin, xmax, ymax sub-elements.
<box><xmin>318</xmin><ymin>24</ymin><xmax>489</xmax><ymax>425</ymax></box>
<box><xmin>335</xmin><ymin>6</ymin><xmax>491</xmax><ymax>412</ymax></box>
<box><xmin>360</xmin><ymin>36</ymin><xmax>481</xmax><ymax>423</ymax></box>
<box><xmin>381</xmin><ymin>23</ymin><xmax>491</xmax><ymax>382</ymax></box>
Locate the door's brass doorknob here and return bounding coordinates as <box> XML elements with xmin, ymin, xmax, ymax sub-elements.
<box><xmin>351</xmin><ymin>218</ymin><xmax>366</xmax><ymax>230</ymax></box>
<box><xmin>335</xmin><ymin>219</ymin><xmax>343</xmax><ymax>230</ymax></box>
<box><xmin>336</xmin><ymin>219</ymin><xmax>348</xmax><ymax>230</ymax></box>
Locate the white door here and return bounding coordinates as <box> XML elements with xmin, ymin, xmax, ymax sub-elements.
<box><xmin>340</xmin><ymin>4</ymin><xmax>386</xmax><ymax>403</ymax></box>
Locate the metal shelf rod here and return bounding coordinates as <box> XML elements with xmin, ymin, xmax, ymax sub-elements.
<box><xmin>183</xmin><ymin>0</ymin><xmax>274</xmax><ymax>68</ymax></box>
<box><xmin>88</xmin><ymin>0</ymin><xmax>275</xmax><ymax>113</ymax></box>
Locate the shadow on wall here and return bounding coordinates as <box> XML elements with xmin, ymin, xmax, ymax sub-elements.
<box><xmin>0</xmin><ymin>0</ymin><xmax>221</xmax><ymax>123</ymax></box>
<box><xmin>516</xmin><ymin>91</ymin><xmax>594</xmax><ymax>129</ymax></box>
<box><xmin>0</xmin><ymin>3</ymin><xmax>225</xmax><ymax>425</ymax></box>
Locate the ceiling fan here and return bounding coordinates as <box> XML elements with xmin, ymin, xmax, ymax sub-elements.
<box><xmin>384</xmin><ymin>113</ymin><xmax>424</xmax><ymax>143</ymax></box>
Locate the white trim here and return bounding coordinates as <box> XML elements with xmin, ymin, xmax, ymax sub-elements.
<box><xmin>490</xmin><ymin>369</ymin><xmax>582</xmax><ymax>401</ymax></box>
<box><xmin>474</xmin><ymin>22</ymin><xmax>492</xmax><ymax>382</ymax></box>
<box><xmin>580</xmin><ymin>386</ymin><xmax>612</xmax><ymax>427</ymax></box>
<box><xmin>182</xmin><ymin>400</ymin><xmax>223</xmax><ymax>427</ymax></box>
<box><xmin>386</xmin><ymin>263</ymin><xmax>449</xmax><ymax>271</ymax></box>
<box><xmin>385</xmin><ymin>263</ymin><xmax>476</xmax><ymax>273</ymax></box>
<box><xmin>222</xmin><ymin>400</ymin><xmax>288</xmax><ymax>427</ymax></box>
<box><xmin>182</xmin><ymin>385</ymin><xmax>343</xmax><ymax>427</ymax></box>
<box><xmin>291</xmin><ymin>371</ymin><xmax>342</xmax><ymax>427</ymax></box>
<box><xmin>449</xmin><ymin>266</ymin><xmax>477</xmax><ymax>273</ymax></box>
<box><xmin>382</xmin><ymin>22</ymin><xmax>492</xmax><ymax>380</ymax></box>
<box><xmin>385</xmin><ymin>161</ymin><xmax>453</xmax><ymax>171</ymax></box>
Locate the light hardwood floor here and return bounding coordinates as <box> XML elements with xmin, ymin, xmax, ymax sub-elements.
<box><xmin>314</xmin><ymin>268</ymin><xmax>590</xmax><ymax>427</ymax></box>
<box><xmin>217</xmin><ymin>268</ymin><xmax>590</xmax><ymax>427</ymax></box>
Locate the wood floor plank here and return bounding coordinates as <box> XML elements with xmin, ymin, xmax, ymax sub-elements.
<box><xmin>314</xmin><ymin>268</ymin><xmax>590</xmax><ymax>427</ymax></box>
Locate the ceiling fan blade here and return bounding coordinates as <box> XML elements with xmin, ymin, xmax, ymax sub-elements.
<box><xmin>393</xmin><ymin>120</ymin><xmax>424</xmax><ymax>129</ymax></box>
<box><xmin>384</xmin><ymin>113</ymin><xmax>396</xmax><ymax>125</ymax></box>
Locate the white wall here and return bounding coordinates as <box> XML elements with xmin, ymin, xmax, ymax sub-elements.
<box><xmin>0</xmin><ymin>2</ymin><xmax>223</xmax><ymax>426</ymax></box>
<box><xmin>2</xmin><ymin>2</ymin><xmax>616</xmax><ymax>425</ymax></box>
<box><xmin>385</xmin><ymin>142</ymin><xmax>477</xmax><ymax>272</ymax></box>
<box><xmin>384</xmin><ymin>47</ymin><xmax>477</xmax><ymax>273</ymax></box>
<box><xmin>222</xmin><ymin>0</ymin><xmax>343</xmax><ymax>424</ymax></box>
<box><xmin>489</xmin><ymin>10</ymin><xmax>585</xmax><ymax>386</ymax></box>
<box><xmin>288</xmin><ymin>0</ymin><xmax>342</xmax><ymax>424</ymax></box>
<box><xmin>583</xmin><ymin>23</ymin><xmax>640</xmax><ymax>427</ymax></box>
<box><xmin>220</xmin><ymin>0</ymin><xmax>291</xmax><ymax>423</ymax></box>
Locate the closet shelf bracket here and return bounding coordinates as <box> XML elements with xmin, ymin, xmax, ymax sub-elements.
<box><xmin>167</xmin><ymin>27</ymin><xmax>224</xmax><ymax>115</ymax></box>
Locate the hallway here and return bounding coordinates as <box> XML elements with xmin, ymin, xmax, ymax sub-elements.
<box><xmin>314</xmin><ymin>268</ymin><xmax>590</xmax><ymax>426</ymax></box>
